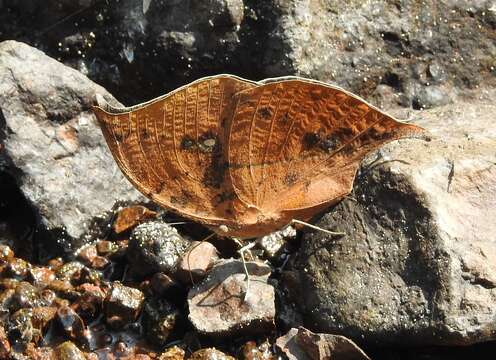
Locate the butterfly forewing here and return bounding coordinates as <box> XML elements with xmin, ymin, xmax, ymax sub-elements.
<box><xmin>93</xmin><ymin>76</ymin><xmax>257</xmax><ymax>224</ymax></box>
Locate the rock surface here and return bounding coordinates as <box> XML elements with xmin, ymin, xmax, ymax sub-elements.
<box><xmin>187</xmin><ymin>259</ymin><xmax>275</xmax><ymax>337</ymax></box>
<box><xmin>105</xmin><ymin>282</ymin><xmax>144</xmax><ymax>328</ymax></box>
<box><xmin>175</xmin><ymin>241</ymin><xmax>219</xmax><ymax>284</ymax></box>
<box><xmin>0</xmin><ymin>40</ymin><xmax>145</xmax><ymax>258</ymax></box>
<box><xmin>0</xmin><ymin>1</ymin><xmax>494</xmax><ymax>106</ymax></box>
<box><xmin>269</xmin><ymin>1</ymin><xmax>496</xmax><ymax>108</ymax></box>
<box><xmin>276</xmin><ymin>327</ymin><xmax>371</xmax><ymax>360</ymax></box>
<box><xmin>295</xmin><ymin>88</ymin><xmax>496</xmax><ymax>346</ymax></box>
<box><xmin>127</xmin><ymin>221</ymin><xmax>190</xmax><ymax>277</ymax></box>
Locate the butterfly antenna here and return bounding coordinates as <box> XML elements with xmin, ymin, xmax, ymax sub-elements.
<box><xmin>291</xmin><ymin>219</ymin><xmax>345</xmax><ymax>236</ymax></box>
<box><xmin>187</xmin><ymin>233</ymin><xmax>216</xmax><ymax>285</ymax></box>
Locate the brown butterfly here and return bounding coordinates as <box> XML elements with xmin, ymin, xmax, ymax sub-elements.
<box><xmin>93</xmin><ymin>75</ymin><xmax>423</xmax><ymax>238</ymax></box>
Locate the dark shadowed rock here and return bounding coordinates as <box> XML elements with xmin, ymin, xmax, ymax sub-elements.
<box><xmin>127</xmin><ymin>222</ymin><xmax>190</xmax><ymax>277</ymax></box>
<box><xmin>0</xmin><ymin>40</ymin><xmax>145</xmax><ymax>259</ymax></box>
<box><xmin>188</xmin><ymin>259</ymin><xmax>275</xmax><ymax>337</ymax></box>
<box><xmin>295</xmin><ymin>88</ymin><xmax>496</xmax><ymax>346</ymax></box>
<box><xmin>142</xmin><ymin>297</ymin><xmax>181</xmax><ymax>346</ymax></box>
<box><xmin>276</xmin><ymin>327</ymin><xmax>371</xmax><ymax>360</ymax></box>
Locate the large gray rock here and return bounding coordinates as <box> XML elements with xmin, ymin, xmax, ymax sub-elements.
<box><xmin>294</xmin><ymin>88</ymin><xmax>496</xmax><ymax>346</ymax></box>
<box><xmin>2</xmin><ymin>1</ymin><xmax>493</xmax><ymax>106</ymax></box>
<box><xmin>269</xmin><ymin>1</ymin><xmax>496</xmax><ymax>108</ymax></box>
<box><xmin>0</xmin><ymin>40</ymin><xmax>145</xmax><ymax>258</ymax></box>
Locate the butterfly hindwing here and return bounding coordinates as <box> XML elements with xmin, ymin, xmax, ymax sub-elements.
<box><xmin>227</xmin><ymin>79</ymin><xmax>424</xmax><ymax>214</ymax></box>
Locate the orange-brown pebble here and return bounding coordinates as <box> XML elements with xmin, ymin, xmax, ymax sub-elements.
<box><xmin>113</xmin><ymin>205</ymin><xmax>157</xmax><ymax>234</ymax></box>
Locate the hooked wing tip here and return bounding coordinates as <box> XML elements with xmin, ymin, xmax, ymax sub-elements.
<box><xmin>93</xmin><ymin>93</ymin><xmax>108</xmax><ymax>109</ymax></box>
<box><xmin>92</xmin><ymin>93</ymin><xmax>125</xmax><ymax>114</ymax></box>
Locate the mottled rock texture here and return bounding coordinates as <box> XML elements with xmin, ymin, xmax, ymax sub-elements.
<box><xmin>1</xmin><ymin>1</ymin><xmax>493</xmax><ymax>105</ymax></box>
<box><xmin>188</xmin><ymin>259</ymin><xmax>275</xmax><ymax>337</ymax></box>
<box><xmin>295</xmin><ymin>88</ymin><xmax>496</xmax><ymax>346</ymax></box>
<box><xmin>0</xmin><ymin>40</ymin><xmax>145</xmax><ymax>259</ymax></box>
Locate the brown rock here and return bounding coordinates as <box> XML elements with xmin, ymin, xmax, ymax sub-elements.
<box><xmin>31</xmin><ymin>306</ymin><xmax>57</xmax><ymax>334</ymax></box>
<box><xmin>113</xmin><ymin>205</ymin><xmax>157</xmax><ymax>234</ymax></box>
<box><xmin>175</xmin><ymin>241</ymin><xmax>219</xmax><ymax>283</ymax></box>
<box><xmin>105</xmin><ymin>282</ymin><xmax>144</xmax><ymax>328</ymax></box>
<box><xmin>96</xmin><ymin>240</ymin><xmax>118</xmax><ymax>256</ymax></box>
<box><xmin>0</xmin><ymin>325</ymin><xmax>11</xmax><ymax>359</ymax></box>
<box><xmin>188</xmin><ymin>259</ymin><xmax>275</xmax><ymax>337</ymax></box>
<box><xmin>25</xmin><ymin>344</ymin><xmax>54</xmax><ymax>360</ymax></box>
<box><xmin>276</xmin><ymin>327</ymin><xmax>371</xmax><ymax>360</ymax></box>
<box><xmin>28</xmin><ymin>266</ymin><xmax>56</xmax><ymax>287</ymax></box>
<box><xmin>241</xmin><ymin>340</ymin><xmax>274</xmax><ymax>360</ymax></box>
<box><xmin>90</xmin><ymin>255</ymin><xmax>110</xmax><ymax>270</ymax></box>
<box><xmin>189</xmin><ymin>348</ymin><xmax>235</xmax><ymax>360</ymax></box>
<box><xmin>73</xmin><ymin>283</ymin><xmax>106</xmax><ymax>320</ymax></box>
<box><xmin>0</xmin><ymin>245</ymin><xmax>14</xmax><ymax>263</ymax></box>
<box><xmin>54</xmin><ymin>341</ymin><xmax>86</xmax><ymax>360</ymax></box>
<box><xmin>158</xmin><ymin>346</ymin><xmax>185</xmax><ymax>360</ymax></box>
<box><xmin>77</xmin><ymin>244</ymin><xmax>98</xmax><ymax>265</ymax></box>
<box><xmin>4</xmin><ymin>257</ymin><xmax>30</xmax><ymax>278</ymax></box>
<box><xmin>47</xmin><ymin>279</ymin><xmax>78</xmax><ymax>300</ymax></box>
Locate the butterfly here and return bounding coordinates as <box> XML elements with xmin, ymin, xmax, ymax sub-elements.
<box><xmin>92</xmin><ymin>75</ymin><xmax>423</xmax><ymax>238</ymax></box>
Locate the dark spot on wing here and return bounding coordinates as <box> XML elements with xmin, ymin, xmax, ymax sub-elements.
<box><xmin>155</xmin><ymin>180</ymin><xmax>166</xmax><ymax>193</ymax></box>
<box><xmin>202</xmin><ymin>133</ymin><xmax>224</xmax><ymax>188</ymax></box>
<box><xmin>114</xmin><ymin>130</ymin><xmax>124</xmax><ymax>142</ymax></box>
<box><xmin>221</xmin><ymin>117</ymin><xmax>228</xmax><ymax>128</ymax></box>
<box><xmin>180</xmin><ymin>135</ymin><xmax>196</xmax><ymax>150</ymax></box>
<box><xmin>367</xmin><ymin>127</ymin><xmax>385</xmax><ymax>141</ymax></box>
<box><xmin>280</xmin><ymin>112</ymin><xmax>290</xmax><ymax>123</ymax></box>
<box><xmin>336</xmin><ymin>127</ymin><xmax>354</xmax><ymax>137</ymax></box>
<box><xmin>258</xmin><ymin>107</ymin><xmax>272</xmax><ymax>119</ymax></box>
<box><xmin>214</xmin><ymin>191</ymin><xmax>235</xmax><ymax>205</ymax></box>
<box><xmin>139</xmin><ymin>125</ymin><xmax>151</xmax><ymax>140</ymax></box>
<box><xmin>304</xmin><ymin>131</ymin><xmax>341</xmax><ymax>153</ymax></box>
<box><xmin>310</xmin><ymin>90</ymin><xmax>321</xmax><ymax>101</ymax></box>
<box><xmin>171</xmin><ymin>190</ymin><xmax>191</xmax><ymax>206</ymax></box>
<box><xmin>304</xmin><ymin>132</ymin><xmax>321</xmax><ymax>147</ymax></box>
<box><xmin>284</xmin><ymin>172</ymin><xmax>298</xmax><ymax>186</ymax></box>
<box><xmin>320</xmin><ymin>135</ymin><xmax>340</xmax><ymax>152</ymax></box>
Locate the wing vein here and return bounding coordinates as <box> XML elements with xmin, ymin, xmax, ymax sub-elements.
<box><xmin>277</xmin><ymin>95</ymin><xmax>297</xmax><ymax>159</ymax></box>
<box><xmin>195</xmin><ymin>84</ymin><xmax>200</xmax><ymax>164</ymax></box>
<box><xmin>136</xmin><ymin>112</ymin><xmax>162</xmax><ymax>186</ymax></box>
<box><xmin>172</xmin><ymin>94</ymin><xmax>190</xmax><ymax>177</ymax></box>
<box><xmin>248</xmin><ymin>93</ymin><xmax>264</xmax><ymax>205</ymax></box>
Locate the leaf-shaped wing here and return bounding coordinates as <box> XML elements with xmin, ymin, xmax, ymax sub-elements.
<box><xmin>93</xmin><ymin>75</ymin><xmax>257</xmax><ymax>225</ymax></box>
<box><xmin>226</xmin><ymin>79</ymin><xmax>423</xmax><ymax>215</ymax></box>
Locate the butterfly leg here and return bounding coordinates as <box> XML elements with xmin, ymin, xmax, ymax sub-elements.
<box><xmin>235</xmin><ymin>239</ymin><xmax>257</xmax><ymax>302</ymax></box>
